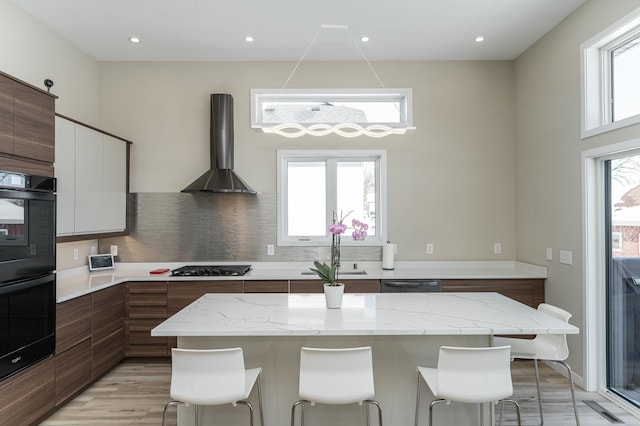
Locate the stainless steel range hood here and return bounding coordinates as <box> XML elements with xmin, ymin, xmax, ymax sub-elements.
<box><xmin>182</xmin><ymin>94</ymin><xmax>256</xmax><ymax>194</ymax></box>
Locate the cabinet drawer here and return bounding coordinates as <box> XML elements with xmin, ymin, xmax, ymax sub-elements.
<box><xmin>56</xmin><ymin>295</ymin><xmax>92</xmax><ymax>354</ymax></box>
<box><xmin>127</xmin><ymin>318</ymin><xmax>166</xmax><ymax>332</ymax></box>
<box><xmin>127</xmin><ymin>305</ymin><xmax>167</xmax><ymax>319</ymax></box>
<box><xmin>290</xmin><ymin>280</ymin><xmax>381</xmax><ymax>294</ymax></box>
<box><xmin>0</xmin><ymin>356</ymin><xmax>54</xmax><ymax>425</ymax></box>
<box><xmin>126</xmin><ymin>282</ymin><xmax>167</xmax><ymax>294</ymax></box>
<box><xmin>125</xmin><ymin>344</ymin><xmax>169</xmax><ymax>358</ymax></box>
<box><xmin>244</xmin><ymin>280</ymin><xmax>289</xmax><ymax>293</ymax></box>
<box><xmin>127</xmin><ymin>292</ymin><xmax>167</xmax><ymax>306</ymax></box>
<box><xmin>55</xmin><ymin>338</ymin><xmax>92</xmax><ymax>406</ymax></box>
<box><xmin>127</xmin><ymin>330</ymin><xmax>168</xmax><ymax>346</ymax></box>
<box><xmin>93</xmin><ymin>286</ymin><xmax>124</xmax><ymax>342</ymax></box>
<box><xmin>93</xmin><ymin>328</ymin><xmax>124</xmax><ymax>379</ymax></box>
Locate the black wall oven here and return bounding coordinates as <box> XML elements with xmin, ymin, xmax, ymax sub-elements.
<box><xmin>0</xmin><ymin>171</ymin><xmax>56</xmax><ymax>380</ymax></box>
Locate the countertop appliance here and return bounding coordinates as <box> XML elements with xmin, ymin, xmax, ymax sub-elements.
<box><xmin>380</xmin><ymin>279</ymin><xmax>442</xmax><ymax>293</ymax></box>
<box><xmin>0</xmin><ymin>171</ymin><xmax>56</xmax><ymax>381</ymax></box>
<box><xmin>171</xmin><ymin>264</ymin><xmax>252</xmax><ymax>277</ymax></box>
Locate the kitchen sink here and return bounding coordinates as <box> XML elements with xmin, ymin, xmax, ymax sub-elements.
<box><xmin>301</xmin><ymin>270</ymin><xmax>368</xmax><ymax>276</ymax></box>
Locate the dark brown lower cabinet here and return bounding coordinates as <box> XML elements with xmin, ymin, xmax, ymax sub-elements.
<box><xmin>54</xmin><ymin>285</ymin><xmax>125</xmax><ymax>408</ymax></box>
<box><xmin>55</xmin><ymin>294</ymin><xmax>92</xmax><ymax>406</ymax></box>
<box><xmin>125</xmin><ymin>282</ymin><xmax>168</xmax><ymax>357</ymax></box>
<box><xmin>0</xmin><ymin>356</ymin><xmax>55</xmax><ymax>426</ymax></box>
<box><xmin>244</xmin><ymin>280</ymin><xmax>288</xmax><ymax>293</ymax></box>
<box><xmin>54</xmin><ymin>338</ymin><xmax>92</xmax><ymax>404</ymax></box>
<box><xmin>290</xmin><ymin>279</ymin><xmax>381</xmax><ymax>293</ymax></box>
<box><xmin>92</xmin><ymin>285</ymin><xmax>125</xmax><ymax>378</ymax></box>
<box><xmin>441</xmin><ymin>279</ymin><xmax>545</xmax><ymax>308</ymax></box>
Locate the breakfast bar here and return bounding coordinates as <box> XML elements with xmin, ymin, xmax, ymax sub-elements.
<box><xmin>152</xmin><ymin>292</ymin><xmax>578</xmax><ymax>425</ymax></box>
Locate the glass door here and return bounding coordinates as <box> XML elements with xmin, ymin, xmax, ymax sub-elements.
<box><xmin>606</xmin><ymin>154</ymin><xmax>640</xmax><ymax>406</ymax></box>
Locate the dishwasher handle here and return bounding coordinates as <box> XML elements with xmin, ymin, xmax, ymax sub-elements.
<box><xmin>380</xmin><ymin>279</ymin><xmax>442</xmax><ymax>293</ymax></box>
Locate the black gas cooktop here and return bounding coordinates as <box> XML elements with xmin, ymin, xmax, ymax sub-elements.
<box><xmin>170</xmin><ymin>265</ymin><xmax>252</xmax><ymax>277</ymax></box>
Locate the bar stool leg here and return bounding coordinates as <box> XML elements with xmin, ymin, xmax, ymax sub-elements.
<box><xmin>414</xmin><ymin>370</ymin><xmax>422</xmax><ymax>426</ymax></box>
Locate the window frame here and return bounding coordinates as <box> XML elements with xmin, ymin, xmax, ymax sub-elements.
<box><xmin>581</xmin><ymin>7</ymin><xmax>640</xmax><ymax>138</ymax></box>
<box><xmin>277</xmin><ymin>149</ymin><xmax>387</xmax><ymax>247</ymax></box>
<box><xmin>251</xmin><ymin>88</ymin><xmax>413</xmax><ymax>129</ymax></box>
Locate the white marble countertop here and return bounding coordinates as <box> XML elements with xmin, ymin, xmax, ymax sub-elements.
<box><xmin>151</xmin><ymin>292</ymin><xmax>575</xmax><ymax>337</ymax></box>
<box><xmin>55</xmin><ymin>260</ymin><xmax>547</xmax><ymax>303</ymax></box>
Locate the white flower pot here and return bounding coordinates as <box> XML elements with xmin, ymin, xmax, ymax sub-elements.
<box><xmin>324</xmin><ymin>283</ymin><xmax>345</xmax><ymax>309</ymax></box>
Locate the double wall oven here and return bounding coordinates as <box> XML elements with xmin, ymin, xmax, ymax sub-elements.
<box><xmin>0</xmin><ymin>171</ymin><xmax>56</xmax><ymax>380</ymax></box>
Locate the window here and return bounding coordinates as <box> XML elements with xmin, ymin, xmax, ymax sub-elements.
<box><xmin>251</xmin><ymin>89</ymin><xmax>413</xmax><ymax>137</ymax></box>
<box><xmin>582</xmin><ymin>8</ymin><xmax>640</xmax><ymax>138</ymax></box>
<box><xmin>277</xmin><ymin>150</ymin><xmax>386</xmax><ymax>246</ymax></box>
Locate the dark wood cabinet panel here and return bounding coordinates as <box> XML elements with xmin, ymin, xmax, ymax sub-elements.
<box><xmin>0</xmin><ymin>356</ymin><xmax>55</xmax><ymax>425</ymax></box>
<box><xmin>93</xmin><ymin>328</ymin><xmax>125</xmax><ymax>378</ymax></box>
<box><xmin>125</xmin><ymin>282</ymin><xmax>169</xmax><ymax>357</ymax></box>
<box><xmin>290</xmin><ymin>279</ymin><xmax>381</xmax><ymax>294</ymax></box>
<box><xmin>92</xmin><ymin>285</ymin><xmax>124</xmax><ymax>377</ymax></box>
<box><xmin>56</xmin><ymin>295</ymin><xmax>92</xmax><ymax>354</ymax></box>
<box><xmin>244</xmin><ymin>280</ymin><xmax>289</xmax><ymax>293</ymax></box>
<box><xmin>13</xmin><ymin>83</ymin><xmax>55</xmax><ymax>163</ymax></box>
<box><xmin>93</xmin><ymin>284</ymin><xmax>124</xmax><ymax>343</ymax></box>
<box><xmin>441</xmin><ymin>279</ymin><xmax>545</xmax><ymax>308</ymax></box>
<box><xmin>167</xmin><ymin>281</ymin><xmax>243</xmax><ymax>315</ymax></box>
<box><xmin>54</xmin><ymin>338</ymin><xmax>92</xmax><ymax>406</ymax></box>
<box><xmin>0</xmin><ymin>75</ymin><xmax>14</xmax><ymax>154</ymax></box>
<box><xmin>0</xmin><ymin>154</ymin><xmax>53</xmax><ymax>176</ymax></box>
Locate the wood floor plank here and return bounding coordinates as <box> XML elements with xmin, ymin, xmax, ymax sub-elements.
<box><xmin>39</xmin><ymin>360</ymin><xmax>640</xmax><ymax>425</ymax></box>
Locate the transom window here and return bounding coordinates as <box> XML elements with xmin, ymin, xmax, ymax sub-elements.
<box><xmin>277</xmin><ymin>150</ymin><xmax>386</xmax><ymax>247</ymax></box>
<box><xmin>581</xmin><ymin>8</ymin><xmax>640</xmax><ymax>137</ymax></box>
<box><xmin>251</xmin><ymin>89</ymin><xmax>413</xmax><ymax>138</ymax></box>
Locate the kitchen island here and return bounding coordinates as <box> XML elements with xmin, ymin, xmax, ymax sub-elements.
<box><xmin>152</xmin><ymin>292</ymin><xmax>577</xmax><ymax>426</ymax></box>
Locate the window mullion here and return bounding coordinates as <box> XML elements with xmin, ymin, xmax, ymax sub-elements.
<box><xmin>326</xmin><ymin>159</ymin><xmax>338</xmax><ymax>236</ymax></box>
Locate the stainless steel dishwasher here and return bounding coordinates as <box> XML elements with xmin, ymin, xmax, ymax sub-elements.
<box><xmin>380</xmin><ymin>279</ymin><xmax>442</xmax><ymax>293</ymax></box>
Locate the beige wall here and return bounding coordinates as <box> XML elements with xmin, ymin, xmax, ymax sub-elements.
<box><xmin>515</xmin><ymin>0</ymin><xmax>640</xmax><ymax>378</ymax></box>
<box><xmin>98</xmin><ymin>60</ymin><xmax>516</xmax><ymax>261</ymax></box>
<box><xmin>0</xmin><ymin>0</ymin><xmax>100</xmax><ymax>125</ymax></box>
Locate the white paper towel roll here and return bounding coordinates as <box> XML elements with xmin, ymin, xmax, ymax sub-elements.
<box><xmin>382</xmin><ymin>242</ymin><xmax>395</xmax><ymax>270</ymax></box>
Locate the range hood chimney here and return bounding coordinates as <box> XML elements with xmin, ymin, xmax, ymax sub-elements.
<box><xmin>181</xmin><ymin>94</ymin><xmax>256</xmax><ymax>194</ymax></box>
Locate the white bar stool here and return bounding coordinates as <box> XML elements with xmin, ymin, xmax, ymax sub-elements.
<box><xmin>162</xmin><ymin>347</ymin><xmax>264</xmax><ymax>426</ymax></box>
<box><xmin>291</xmin><ymin>346</ymin><xmax>383</xmax><ymax>426</ymax></box>
<box><xmin>414</xmin><ymin>345</ymin><xmax>521</xmax><ymax>426</ymax></box>
<box><xmin>493</xmin><ymin>303</ymin><xmax>580</xmax><ymax>425</ymax></box>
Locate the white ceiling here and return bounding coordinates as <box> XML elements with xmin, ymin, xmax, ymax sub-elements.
<box><xmin>10</xmin><ymin>0</ymin><xmax>587</xmax><ymax>62</ymax></box>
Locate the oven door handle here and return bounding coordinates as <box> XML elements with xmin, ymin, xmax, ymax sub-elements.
<box><xmin>0</xmin><ymin>274</ymin><xmax>54</xmax><ymax>295</ymax></box>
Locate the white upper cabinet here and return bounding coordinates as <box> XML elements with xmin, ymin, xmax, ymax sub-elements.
<box><xmin>55</xmin><ymin>116</ymin><xmax>128</xmax><ymax>236</ymax></box>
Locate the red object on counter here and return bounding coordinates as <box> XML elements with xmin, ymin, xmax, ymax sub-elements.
<box><xmin>149</xmin><ymin>268</ymin><xmax>170</xmax><ymax>275</ymax></box>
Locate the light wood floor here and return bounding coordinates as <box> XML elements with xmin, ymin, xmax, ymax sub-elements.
<box><xmin>39</xmin><ymin>360</ymin><xmax>640</xmax><ymax>425</ymax></box>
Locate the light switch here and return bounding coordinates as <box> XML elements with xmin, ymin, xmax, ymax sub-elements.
<box><xmin>494</xmin><ymin>243</ymin><xmax>502</xmax><ymax>254</ymax></box>
<box><xmin>267</xmin><ymin>244</ymin><xmax>275</xmax><ymax>256</ymax></box>
<box><xmin>426</xmin><ymin>243</ymin><xmax>434</xmax><ymax>255</ymax></box>
<box><xmin>560</xmin><ymin>250</ymin><xmax>573</xmax><ymax>265</ymax></box>
<box><xmin>546</xmin><ymin>248</ymin><xmax>553</xmax><ymax>261</ymax></box>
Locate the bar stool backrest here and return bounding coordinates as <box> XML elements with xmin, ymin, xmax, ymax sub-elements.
<box><xmin>298</xmin><ymin>346</ymin><xmax>375</xmax><ymax>405</ymax></box>
<box><xmin>436</xmin><ymin>345</ymin><xmax>513</xmax><ymax>403</ymax></box>
<box><xmin>170</xmin><ymin>347</ymin><xmax>247</xmax><ymax>405</ymax></box>
<box><xmin>533</xmin><ymin>303</ymin><xmax>572</xmax><ymax>361</ymax></box>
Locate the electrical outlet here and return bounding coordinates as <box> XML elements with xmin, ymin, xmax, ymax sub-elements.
<box><xmin>426</xmin><ymin>243</ymin><xmax>434</xmax><ymax>255</ymax></box>
<box><xmin>267</xmin><ymin>244</ymin><xmax>275</xmax><ymax>256</ymax></box>
<box><xmin>494</xmin><ymin>243</ymin><xmax>502</xmax><ymax>254</ymax></box>
<box><xmin>90</xmin><ymin>246</ymin><xmax>97</xmax><ymax>255</ymax></box>
<box><xmin>73</xmin><ymin>248</ymin><xmax>79</xmax><ymax>260</ymax></box>
<box><xmin>110</xmin><ymin>245</ymin><xmax>118</xmax><ymax>256</ymax></box>
<box><xmin>546</xmin><ymin>247</ymin><xmax>553</xmax><ymax>261</ymax></box>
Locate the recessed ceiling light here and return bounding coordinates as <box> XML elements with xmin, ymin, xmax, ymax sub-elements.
<box><xmin>245</xmin><ymin>36</ymin><xmax>254</xmax><ymax>43</ymax></box>
<box><xmin>475</xmin><ymin>36</ymin><xmax>485</xmax><ymax>43</ymax></box>
<box><xmin>361</xmin><ymin>36</ymin><xmax>370</xmax><ymax>43</ymax></box>
<box><xmin>128</xmin><ymin>36</ymin><xmax>141</xmax><ymax>44</ymax></box>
